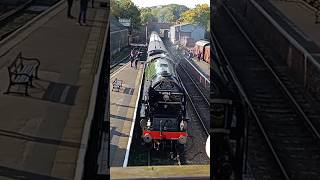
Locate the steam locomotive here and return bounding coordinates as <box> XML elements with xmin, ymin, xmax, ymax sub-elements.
<box><xmin>139</xmin><ymin>32</ymin><xmax>188</xmax><ymax>150</ymax></box>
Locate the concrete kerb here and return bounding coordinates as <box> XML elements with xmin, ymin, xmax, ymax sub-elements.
<box><xmin>73</xmin><ymin>17</ymin><xmax>109</xmax><ymax>180</ymax></box>
<box><xmin>0</xmin><ymin>0</ymin><xmax>66</xmax><ymax>57</ymax></box>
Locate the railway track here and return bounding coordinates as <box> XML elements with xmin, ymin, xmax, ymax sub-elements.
<box><xmin>128</xmin><ymin>41</ymin><xmax>210</xmax><ymax>166</ymax></box>
<box><xmin>165</xmin><ymin>40</ymin><xmax>210</xmax><ymax>136</ymax></box>
<box><xmin>213</xmin><ymin>3</ymin><xmax>320</xmax><ymax>180</ymax></box>
<box><xmin>110</xmin><ymin>47</ymin><xmax>144</xmax><ymax>75</ymax></box>
<box><xmin>145</xmin><ymin>143</ymin><xmax>182</xmax><ymax>166</ymax></box>
<box><xmin>165</xmin><ymin>40</ymin><xmax>210</xmax><ymax>165</ymax></box>
<box><xmin>177</xmin><ymin>63</ymin><xmax>210</xmax><ymax>136</ymax></box>
<box><xmin>141</xmin><ymin>44</ymin><xmax>210</xmax><ymax>166</ymax></box>
<box><xmin>177</xmin><ymin>65</ymin><xmax>210</xmax><ymax>165</ymax></box>
<box><xmin>110</xmin><ymin>55</ymin><xmax>130</xmax><ymax>75</ymax></box>
<box><xmin>0</xmin><ymin>0</ymin><xmax>32</xmax><ymax>21</ymax></box>
<box><xmin>0</xmin><ymin>0</ymin><xmax>60</xmax><ymax>41</ymax></box>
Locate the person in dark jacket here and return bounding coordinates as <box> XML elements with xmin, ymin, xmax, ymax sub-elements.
<box><xmin>67</xmin><ymin>0</ymin><xmax>74</xmax><ymax>18</ymax></box>
<box><xmin>130</xmin><ymin>49</ymin><xmax>135</xmax><ymax>67</ymax></box>
<box><xmin>78</xmin><ymin>0</ymin><xmax>89</xmax><ymax>26</ymax></box>
<box><xmin>134</xmin><ymin>50</ymin><xmax>142</xmax><ymax>69</ymax></box>
<box><xmin>134</xmin><ymin>57</ymin><xmax>139</xmax><ymax>69</ymax></box>
<box><xmin>188</xmin><ymin>51</ymin><xmax>192</xmax><ymax>60</ymax></box>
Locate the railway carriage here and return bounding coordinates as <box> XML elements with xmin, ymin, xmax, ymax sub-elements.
<box><xmin>194</xmin><ymin>40</ymin><xmax>210</xmax><ymax>63</ymax></box>
<box><xmin>140</xmin><ymin>32</ymin><xmax>188</xmax><ymax>150</ymax></box>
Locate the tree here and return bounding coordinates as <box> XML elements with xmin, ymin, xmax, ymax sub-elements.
<box><xmin>110</xmin><ymin>0</ymin><xmax>141</xmax><ymax>29</ymax></box>
<box><xmin>179</xmin><ymin>4</ymin><xmax>210</xmax><ymax>30</ymax></box>
<box><xmin>110</xmin><ymin>0</ymin><xmax>121</xmax><ymax>17</ymax></box>
<box><xmin>140</xmin><ymin>8</ymin><xmax>157</xmax><ymax>25</ymax></box>
<box><xmin>170</xmin><ymin>4</ymin><xmax>189</xmax><ymax>22</ymax></box>
<box><xmin>142</xmin><ymin>4</ymin><xmax>188</xmax><ymax>23</ymax></box>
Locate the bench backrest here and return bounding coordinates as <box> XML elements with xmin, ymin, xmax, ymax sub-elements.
<box><xmin>7</xmin><ymin>52</ymin><xmax>23</xmax><ymax>77</ymax></box>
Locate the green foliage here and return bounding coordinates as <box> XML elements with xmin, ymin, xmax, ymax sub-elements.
<box><xmin>141</xmin><ymin>4</ymin><xmax>189</xmax><ymax>24</ymax></box>
<box><xmin>110</xmin><ymin>1</ymin><xmax>210</xmax><ymax>30</ymax></box>
<box><xmin>110</xmin><ymin>0</ymin><xmax>141</xmax><ymax>28</ymax></box>
<box><xmin>179</xmin><ymin>4</ymin><xmax>210</xmax><ymax>30</ymax></box>
<box><xmin>140</xmin><ymin>8</ymin><xmax>157</xmax><ymax>25</ymax></box>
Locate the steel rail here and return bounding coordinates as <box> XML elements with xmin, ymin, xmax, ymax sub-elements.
<box><xmin>0</xmin><ymin>0</ymin><xmax>33</xmax><ymax>23</ymax></box>
<box><xmin>178</xmin><ymin>63</ymin><xmax>210</xmax><ymax>134</ymax></box>
<box><xmin>223</xmin><ymin>3</ymin><xmax>320</xmax><ymax>141</ymax></box>
<box><xmin>212</xmin><ymin>2</ymin><xmax>320</xmax><ymax>179</ymax></box>
<box><xmin>165</xmin><ymin>41</ymin><xmax>210</xmax><ymax>137</ymax></box>
<box><xmin>212</xmin><ymin>27</ymin><xmax>291</xmax><ymax>180</ymax></box>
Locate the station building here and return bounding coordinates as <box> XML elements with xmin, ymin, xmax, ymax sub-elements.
<box><xmin>169</xmin><ymin>23</ymin><xmax>206</xmax><ymax>46</ymax></box>
<box><xmin>146</xmin><ymin>21</ymin><xmax>173</xmax><ymax>39</ymax></box>
<box><xmin>110</xmin><ymin>16</ymin><xmax>129</xmax><ymax>56</ymax></box>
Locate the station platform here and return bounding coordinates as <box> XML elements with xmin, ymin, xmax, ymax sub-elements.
<box><xmin>110</xmin><ymin>165</ymin><xmax>210</xmax><ymax>180</ymax></box>
<box><xmin>179</xmin><ymin>46</ymin><xmax>209</xmax><ymax>79</ymax></box>
<box><xmin>253</xmin><ymin>0</ymin><xmax>320</xmax><ymax>54</ymax></box>
<box><xmin>187</xmin><ymin>57</ymin><xmax>210</xmax><ymax>78</ymax></box>
<box><xmin>110</xmin><ymin>62</ymin><xmax>144</xmax><ymax>167</ymax></box>
<box><xmin>0</xmin><ymin>1</ymin><xmax>107</xmax><ymax>179</ymax></box>
<box><xmin>269</xmin><ymin>0</ymin><xmax>320</xmax><ymax>47</ymax></box>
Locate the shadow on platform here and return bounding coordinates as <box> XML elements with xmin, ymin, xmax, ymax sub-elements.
<box><xmin>0</xmin><ymin>165</ymin><xmax>63</xmax><ymax>180</ymax></box>
<box><xmin>0</xmin><ymin>129</ymin><xmax>81</xmax><ymax>148</ymax></box>
<box><xmin>110</xmin><ymin>126</ymin><xmax>129</xmax><ymax>138</ymax></box>
<box><xmin>110</xmin><ymin>114</ymin><xmax>133</xmax><ymax>122</ymax></box>
<box><xmin>2</xmin><ymin>78</ymin><xmax>79</xmax><ymax>105</ymax></box>
<box><xmin>110</xmin><ymin>102</ymin><xmax>135</xmax><ymax>109</ymax></box>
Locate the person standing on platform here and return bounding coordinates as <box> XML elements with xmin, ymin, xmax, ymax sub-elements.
<box><xmin>134</xmin><ymin>50</ymin><xmax>142</xmax><ymax>69</ymax></box>
<box><xmin>130</xmin><ymin>48</ymin><xmax>136</xmax><ymax>67</ymax></box>
<box><xmin>67</xmin><ymin>0</ymin><xmax>74</xmax><ymax>18</ymax></box>
<box><xmin>134</xmin><ymin>54</ymin><xmax>139</xmax><ymax>69</ymax></box>
<box><xmin>78</xmin><ymin>0</ymin><xmax>89</xmax><ymax>26</ymax></box>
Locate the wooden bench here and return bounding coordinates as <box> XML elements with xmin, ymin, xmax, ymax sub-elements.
<box><xmin>4</xmin><ymin>52</ymin><xmax>40</xmax><ymax>96</ymax></box>
<box><xmin>112</xmin><ymin>78</ymin><xmax>123</xmax><ymax>92</ymax></box>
